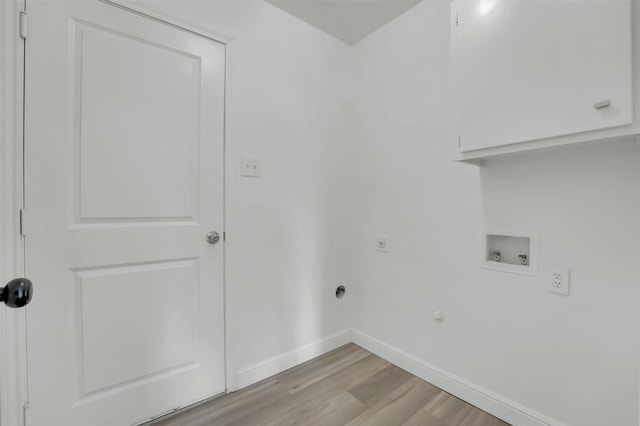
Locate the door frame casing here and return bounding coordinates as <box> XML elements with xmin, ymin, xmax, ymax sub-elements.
<box><xmin>0</xmin><ymin>1</ymin><xmax>237</xmax><ymax>424</ymax></box>
<box><xmin>0</xmin><ymin>1</ymin><xmax>28</xmax><ymax>425</ymax></box>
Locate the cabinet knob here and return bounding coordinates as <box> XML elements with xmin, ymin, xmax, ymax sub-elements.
<box><xmin>593</xmin><ymin>100</ymin><xmax>611</xmax><ymax>110</ymax></box>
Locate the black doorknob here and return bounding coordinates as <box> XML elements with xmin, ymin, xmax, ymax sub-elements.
<box><xmin>1</xmin><ymin>278</ymin><xmax>33</xmax><ymax>308</ymax></box>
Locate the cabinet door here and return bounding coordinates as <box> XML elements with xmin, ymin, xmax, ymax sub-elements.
<box><xmin>453</xmin><ymin>0</ymin><xmax>632</xmax><ymax>152</ymax></box>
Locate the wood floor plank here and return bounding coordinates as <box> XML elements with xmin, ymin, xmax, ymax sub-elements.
<box><xmin>427</xmin><ymin>392</ymin><xmax>475</xmax><ymax>425</ymax></box>
<box><xmin>148</xmin><ymin>345</ymin><xmax>511</xmax><ymax>426</ymax></box>
<box><xmin>348</xmin><ymin>363</ymin><xmax>413</xmax><ymax>406</ymax></box>
<box><xmin>225</xmin><ymin>354</ymin><xmax>389</xmax><ymax>426</ymax></box>
<box><xmin>150</xmin><ymin>379</ymin><xmax>286</xmax><ymax>426</ymax></box>
<box><xmin>344</xmin><ymin>377</ymin><xmax>442</xmax><ymax>426</ymax></box>
<box><xmin>278</xmin><ymin>344</ymin><xmax>371</xmax><ymax>393</ymax></box>
<box><xmin>402</xmin><ymin>409</ymin><xmax>450</xmax><ymax>426</ymax></box>
<box><xmin>155</xmin><ymin>348</ymin><xmax>376</xmax><ymax>426</ymax></box>
<box><xmin>264</xmin><ymin>391</ymin><xmax>366</xmax><ymax>426</ymax></box>
<box><xmin>457</xmin><ymin>408</ymin><xmax>511</xmax><ymax>426</ymax></box>
<box><xmin>422</xmin><ymin>390</ymin><xmax>448</xmax><ymax>412</ymax></box>
<box><xmin>276</xmin><ymin>343</ymin><xmax>361</xmax><ymax>383</ymax></box>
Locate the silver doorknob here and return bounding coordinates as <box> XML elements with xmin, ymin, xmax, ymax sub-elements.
<box><xmin>206</xmin><ymin>231</ymin><xmax>221</xmax><ymax>244</ymax></box>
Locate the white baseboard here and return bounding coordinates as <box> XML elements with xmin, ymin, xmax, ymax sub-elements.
<box><xmin>236</xmin><ymin>330</ymin><xmax>353</xmax><ymax>389</ymax></box>
<box><xmin>235</xmin><ymin>328</ymin><xmax>563</xmax><ymax>426</ymax></box>
<box><xmin>351</xmin><ymin>329</ymin><xmax>564</xmax><ymax>426</ymax></box>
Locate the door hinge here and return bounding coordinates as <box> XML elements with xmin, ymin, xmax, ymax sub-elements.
<box><xmin>223</xmin><ymin>231</ymin><xmax>226</xmax><ymax>241</ymax></box>
<box><xmin>19</xmin><ymin>11</ymin><xmax>28</xmax><ymax>39</ymax></box>
<box><xmin>19</xmin><ymin>209</ymin><xmax>26</xmax><ymax>236</ymax></box>
<box><xmin>458</xmin><ymin>135</ymin><xmax>462</xmax><ymax>148</ymax></box>
<box><xmin>455</xmin><ymin>12</ymin><xmax>459</xmax><ymax>27</ymax></box>
<box><xmin>23</xmin><ymin>402</ymin><xmax>32</xmax><ymax>426</ymax></box>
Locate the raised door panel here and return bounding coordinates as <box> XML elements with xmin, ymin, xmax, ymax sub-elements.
<box><xmin>453</xmin><ymin>0</ymin><xmax>632</xmax><ymax>152</ymax></box>
<box><xmin>74</xmin><ymin>21</ymin><xmax>200</xmax><ymax>221</ymax></box>
<box><xmin>76</xmin><ymin>259</ymin><xmax>199</xmax><ymax>395</ymax></box>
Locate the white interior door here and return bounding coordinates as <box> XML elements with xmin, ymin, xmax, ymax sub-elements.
<box><xmin>24</xmin><ymin>2</ymin><xmax>226</xmax><ymax>425</ymax></box>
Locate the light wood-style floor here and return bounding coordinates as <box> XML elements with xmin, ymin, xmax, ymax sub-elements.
<box><xmin>150</xmin><ymin>343</ymin><xmax>510</xmax><ymax>426</ymax></box>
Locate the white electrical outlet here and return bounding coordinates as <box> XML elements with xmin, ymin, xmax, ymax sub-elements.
<box><xmin>548</xmin><ymin>265</ymin><xmax>570</xmax><ymax>296</ymax></box>
<box><xmin>376</xmin><ymin>235</ymin><xmax>389</xmax><ymax>252</ymax></box>
<box><xmin>241</xmin><ymin>157</ymin><xmax>260</xmax><ymax>177</ymax></box>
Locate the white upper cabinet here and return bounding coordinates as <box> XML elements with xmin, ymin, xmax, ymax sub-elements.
<box><xmin>452</xmin><ymin>0</ymin><xmax>633</xmax><ymax>156</ymax></box>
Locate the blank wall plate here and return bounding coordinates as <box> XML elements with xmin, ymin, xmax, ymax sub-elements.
<box><xmin>241</xmin><ymin>157</ymin><xmax>260</xmax><ymax>178</ymax></box>
<box><xmin>548</xmin><ymin>265</ymin><xmax>570</xmax><ymax>296</ymax></box>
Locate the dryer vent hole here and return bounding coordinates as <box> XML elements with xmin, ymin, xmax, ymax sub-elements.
<box><xmin>335</xmin><ymin>285</ymin><xmax>346</xmax><ymax>299</ymax></box>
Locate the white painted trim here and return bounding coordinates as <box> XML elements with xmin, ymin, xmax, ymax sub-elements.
<box><xmin>102</xmin><ymin>0</ymin><xmax>235</xmax><ymax>44</ymax></box>
<box><xmin>234</xmin><ymin>328</ymin><xmax>565</xmax><ymax>426</ymax></box>
<box><xmin>237</xmin><ymin>330</ymin><xmax>353</xmax><ymax>390</ymax></box>
<box><xmin>1</xmin><ymin>1</ymin><xmax>28</xmax><ymax>426</ymax></box>
<box><xmin>351</xmin><ymin>329</ymin><xmax>564</xmax><ymax>426</ymax></box>
<box><xmin>222</xmin><ymin>41</ymin><xmax>238</xmax><ymax>394</ymax></box>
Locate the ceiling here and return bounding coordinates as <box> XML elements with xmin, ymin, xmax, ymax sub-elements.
<box><xmin>265</xmin><ymin>0</ymin><xmax>423</xmax><ymax>45</ymax></box>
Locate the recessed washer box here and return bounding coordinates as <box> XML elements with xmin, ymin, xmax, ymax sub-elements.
<box><xmin>481</xmin><ymin>228</ymin><xmax>538</xmax><ymax>276</ymax></box>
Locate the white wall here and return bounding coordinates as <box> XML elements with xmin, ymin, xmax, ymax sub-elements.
<box><xmin>480</xmin><ymin>143</ymin><xmax>640</xmax><ymax>426</ymax></box>
<box><xmin>141</xmin><ymin>0</ymin><xmax>358</xmax><ymax>377</ymax></box>
<box><xmin>350</xmin><ymin>1</ymin><xmax>639</xmax><ymax>425</ymax></box>
<box><xmin>131</xmin><ymin>1</ymin><xmax>639</xmax><ymax>424</ymax></box>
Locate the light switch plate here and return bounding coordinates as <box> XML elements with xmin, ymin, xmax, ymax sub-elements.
<box><xmin>548</xmin><ymin>265</ymin><xmax>570</xmax><ymax>296</ymax></box>
<box><xmin>241</xmin><ymin>157</ymin><xmax>260</xmax><ymax>178</ymax></box>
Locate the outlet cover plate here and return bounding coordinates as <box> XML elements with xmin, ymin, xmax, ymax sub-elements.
<box><xmin>376</xmin><ymin>235</ymin><xmax>389</xmax><ymax>252</ymax></box>
<box><xmin>548</xmin><ymin>265</ymin><xmax>570</xmax><ymax>296</ymax></box>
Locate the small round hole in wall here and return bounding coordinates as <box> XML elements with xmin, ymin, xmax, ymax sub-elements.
<box><xmin>335</xmin><ymin>285</ymin><xmax>346</xmax><ymax>299</ymax></box>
